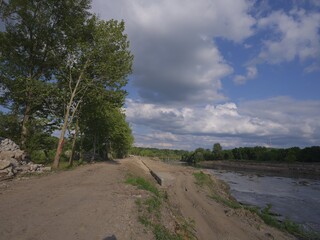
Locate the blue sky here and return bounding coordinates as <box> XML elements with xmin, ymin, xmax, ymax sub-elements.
<box><xmin>91</xmin><ymin>0</ymin><xmax>320</xmax><ymax>150</ymax></box>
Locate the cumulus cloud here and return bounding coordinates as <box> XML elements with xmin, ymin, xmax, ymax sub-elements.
<box><xmin>126</xmin><ymin>99</ymin><xmax>286</xmax><ymax>137</ymax></box>
<box><xmin>239</xmin><ymin>97</ymin><xmax>320</xmax><ymax>144</ymax></box>
<box><xmin>126</xmin><ymin>97</ymin><xmax>320</xmax><ymax>149</ymax></box>
<box><xmin>92</xmin><ymin>0</ymin><xmax>255</xmax><ymax>104</ymax></box>
<box><xmin>233</xmin><ymin>66</ymin><xmax>258</xmax><ymax>85</ymax></box>
<box><xmin>256</xmin><ymin>9</ymin><xmax>320</xmax><ymax>67</ymax></box>
<box><xmin>90</xmin><ymin>1</ymin><xmax>320</xmax><ymax>149</ymax></box>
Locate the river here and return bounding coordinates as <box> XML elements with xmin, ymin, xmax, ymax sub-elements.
<box><xmin>209</xmin><ymin>169</ymin><xmax>320</xmax><ymax>233</ymax></box>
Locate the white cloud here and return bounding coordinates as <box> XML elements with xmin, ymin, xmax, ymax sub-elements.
<box><xmin>92</xmin><ymin>0</ymin><xmax>255</xmax><ymax>104</ymax></box>
<box><xmin>239</xmin><ymin>97</ymin><xmax>320</xmax><ymax>142</ymax></box>
<box><xmin>126</xmin><ymin>97</ymin><xmax>320</xmax><ymax>149</ymax></box>
<box><xmin>126</xmin><ymin>99</ymin><xmax>285</xmax><ymax>137</ymax></box>
<box><xmin>257</xmin><ymin>10</ymin><xmax>320</xmax><ymax>65</ymax></box>
<box><xmin>233</xmin><ymin>66</ymin><xmax>258</xmax><ymax>85</ymax></box>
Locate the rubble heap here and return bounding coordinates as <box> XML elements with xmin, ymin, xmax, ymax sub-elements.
<box><xmin>0</xmin><ymin>138</ymin><xmax>51</xmax><ymax>180</ymax></box>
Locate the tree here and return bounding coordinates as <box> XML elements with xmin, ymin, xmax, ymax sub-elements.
<box><xmin>0</xmin><ymin>111</ymin><xmax>20</xmax><ymax>142</ymax></box>
<box><xmin>212</xmin><ymin>143</ymin><xmax>222</xmax><ymax>160</ymax></box>
<box><xmin>52</xmin><ymin>17</ymin><xmax>133</xmax><ymax>168</ymax></box>
<box><xmin>0</xmin><ymin>0</ymin><xmax>91</xmax><ymax>148</ymax></box>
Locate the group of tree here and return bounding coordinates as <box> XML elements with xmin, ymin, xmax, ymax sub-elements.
<box><xmin>0</xmin><ymin>0</ymin><xmax>133</xmax><ymax>168</ymax></box>
<box><xmin>130</xmin><ymin>147</ymin><xmax>189</xmax><ymax>161</ymax></box>
<box><xmin>181</xmin><ymin>143</ymin><xmax>320</xmax><ymax>164</ymax></box>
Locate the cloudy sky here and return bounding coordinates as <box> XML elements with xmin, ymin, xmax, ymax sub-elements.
<box><xmin>92</xmin><ymin>0</ymin><xmax>320</xmax><ymax>150</ymax></box>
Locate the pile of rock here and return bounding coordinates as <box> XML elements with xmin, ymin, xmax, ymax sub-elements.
<box><xmin>0</xmin><ymin>138</ymin><xmax>51</xmax><ymax>180</ymax></box>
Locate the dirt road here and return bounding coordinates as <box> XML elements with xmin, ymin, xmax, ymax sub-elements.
<box><xmin>0</xmin><ymin>157</ymin><xmax>295</xmax><ymax>240</ymax></box>
<box><xmin>0</xmin><ymin>159</ymin><xmax>154</xmax><ymax>240</ymax></box>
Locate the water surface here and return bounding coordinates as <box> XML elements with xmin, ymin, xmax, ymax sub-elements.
<box><xmin>209</xmin><ymin>169</ymin><xmax>320</xmax><ymax>232</ymax></box>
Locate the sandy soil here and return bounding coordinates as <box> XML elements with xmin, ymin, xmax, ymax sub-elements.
<box><xmin>0</xmin><ymin>157</ymin><xmax>295</xmax><ymax>240</ymax></box>
<box><xmin>0</xmin><ymin>159</ymin><xmax>154</xmax><ymax>240</ymax></box>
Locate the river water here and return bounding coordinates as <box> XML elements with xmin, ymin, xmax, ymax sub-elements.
<box><xmin>209</xmin><ymin>169</ymin><xmax>320</xmax><ymax>232</ymax></box>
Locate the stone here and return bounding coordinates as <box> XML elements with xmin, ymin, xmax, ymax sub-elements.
<box><xmin>0</xmin><ymin>138</ymin><xmax>20</xmax><ymax>151</ymax></box>
<box><xmin>7</xmin><ymin>158</ymin><xmax>20</xmax><ymax>167</ymax></box>
<box><xmin>16</xmin><ymin>165</ymin><xmax>31</xmax><ymax>172</ymax></box>
<box><xmin>7</xmin><ymin>167</ymin><xmax>14</xmax><ymax>176</ymax></box>
<box><xmin>14</xmin><ymin>150</ymin><xmax>26</xmax><ymax>161</ymax></box>
<box><xmin>0</xmin><ymin>151</ymin><xmax>15</xmax><ymax>160</ymax></box>
<box><xmin>41</xmin><ymin>167</ymin><xmax>52</xmax><ymax>172</ymax></box>
<box><xmin>29</xmin><ymin>164</ymin><xmax>39</xmax><ymax>171</ymax></box>
<box><xmin>0</xmin><ymin>160</ymin><xmax>11</xmax><ymax>170</ymax></box>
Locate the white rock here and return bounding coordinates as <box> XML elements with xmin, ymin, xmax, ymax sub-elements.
<box><xmin>8</xmin><ymin>158</ymin><xmax>19</xmax><ymax>167</ymax></box>
<box><xmin>41</xmin><ymin>167</ymin><xmax>52</xmax><ymax>172</ymax></box>
<box><xmin>0</xmin><ymin>160</ymin><xmax>11</xmax><ymax>170</ymax></box>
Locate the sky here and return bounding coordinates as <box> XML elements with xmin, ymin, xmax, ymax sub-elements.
<box><xmin>91</xmin><ymin>0</ymin><xmax>320</xmax><ymax>150</ymax></box>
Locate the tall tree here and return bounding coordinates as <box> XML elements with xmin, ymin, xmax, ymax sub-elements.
<box><xmin>52</xmin><ymin>17</ymin><xmax>133</xmax><ymax>168</ymax></box>
<box><xmin>0</xmin><ymin>0</ymin><xmax>91</xmax><ymax>148</ymax></box>
<box><xmin>213</xmin><ymin>143</ymin><xmax>222</xmax><ymax>160</ymax></box>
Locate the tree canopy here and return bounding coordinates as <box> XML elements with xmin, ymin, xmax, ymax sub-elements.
<box><xmin>0</xmin><ymin>0</ymin><xmax>134</xmax><ymax>167</ymax></box>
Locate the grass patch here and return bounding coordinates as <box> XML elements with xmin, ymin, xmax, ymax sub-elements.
<box><xmin>126</xmin><ymin>175</ymin><xmax>195</xmax><ymax>240</ymax></box>
<box><xmin>193</xmin><ymin>171</ymin><xmax>212</xmax><ymax>187</ymax></box>
<box><xmin>125</xmin><ymin>176</ymin><xmax>160</xmax><ymax>196</ymax></box>
<box><xmin>210</xmin><ymin>193</ymin><xmax>242</xmax><ymax>209</ymax></box>
<box><xmin>153</xmin><ymin>224</ymin><xmax>183</xmax><ymax>240</ymax></box>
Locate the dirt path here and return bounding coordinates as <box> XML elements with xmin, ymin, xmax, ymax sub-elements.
<box><xmin>0</xmin><ymin>159</ymin><xmax>154</xmax><ymax>240</ymax></box>
<box><xmin>0</xmin><ymin>157</ymin><xmax>295</xmax><ymax>240</ymax></box>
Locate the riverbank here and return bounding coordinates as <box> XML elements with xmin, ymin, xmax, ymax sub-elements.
<box><xmin>140</xmin><ymin>157</ymin><xmax>295</xmax><ymax>239</ymax></box>
<box><xmin>199</xmin><ymin>160</ymin><xmax>320</xmax><ymax>179</ymax></box>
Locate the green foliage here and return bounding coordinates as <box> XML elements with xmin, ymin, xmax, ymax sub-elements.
<box><xmin>1</xmin><ymin>1</ymin><xmax>134</xmax><ymax>166</ymax></box>
<box><xmin>0</xmin><ymin>0</ymin><xmax>91</xmax><ymax>147</ymax></box>
<box><xmin>130</xmin><ymin>147</ymin><xmax>188</xmax><ymax>161</ymax></box>
<box><xmin>0</xmin><ymin>112</ymin><xmax>20</xmax><ymax>143</ymax></box>
<box><xmin>213</xmin><ymin>143</ymin><xmax>223</xmax><ymax>160</ymax></box>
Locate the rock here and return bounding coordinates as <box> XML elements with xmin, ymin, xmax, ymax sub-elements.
<box><xmin>14</xmin><ymin>150</ymin><xmax>26</xmax><ymax>161</ymax></box>
<box><xmin>29</xmin><ymin>164</ymin><xmax>39</xmax><ymax>171</ymax></box>
<box><xmin>15</xmin><ymin>165</ymin><xmax>31</xmax><ymax>172</ymax></box>
<box><xmin>40</xmin><ymin>167</ymin><xmax>52</xmax><ymax>172</ymax></box>
<box><xmin>0</xmin><ymin>160</ymin><xmax>11</xmax><ymax>170</ymax></box>
<box><xmin>0</xmin><ymin>151</ymin><xmax>15</xmax><ymax>160</ymax></box>
<box><xmin>7</xmin><ymin>158</ymin><xmax>20</xmax><ymax>167</ymax></box>
<box><xmin>0</xmin><ymin>138</ymin><xmax>20</xmax><ymax>151</ymax></box>
<box><xmin>5</xmin><ymin>166</ymin><xmax>14</xmax><ymax>176</ymax></box>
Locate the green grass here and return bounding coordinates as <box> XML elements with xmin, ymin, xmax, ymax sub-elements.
<box><xmin>125</xmin><ymin>176</ymin><xmax>160</xmax><ymax>196</ymax></box>
<box><xmin>153</xmin><ymin>224</ymin><xmax>183</xmax><ymax>240</ymax></box>
<box><xmin>210</xmin><ymin>193</ymin><xmax>242</xmax><ymax>209</ymax></box>
<box><xmin>126</xmin><ymin>175</ymin><xmax>195</xmax><ymax>240</ymax></box>
<box><xmin>193</xmin><ymin>171</ymin><xmax>212</xmax><ymax>187</ymax></box>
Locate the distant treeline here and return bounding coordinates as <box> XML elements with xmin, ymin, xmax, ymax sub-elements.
<box><xmin>183</xmin><ymin>146</ymin><xmax>320</xmax><ymax>164</ymax></box>
<box><xmin>129</xmin><ymin>147</ymin><xmax>188</xmax><ymax>161</ymax></box>
<box><xmin>131</xmin><ymin>144</ymin><xmax>320</xmax><ymax>163</ymax></box>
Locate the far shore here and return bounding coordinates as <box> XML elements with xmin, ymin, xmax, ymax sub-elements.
<box><xmin>198</xmin><ymin>160</ymin><xmax>320</xmax><ymax>179</ymax></box>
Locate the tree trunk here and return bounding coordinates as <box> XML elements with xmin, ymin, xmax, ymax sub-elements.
<box><xmin>20</xmin><ymin>103</ymin><xmax>31</xmax><ymax>149</ymax></box>
<box><xmin>91</xmin><ymin>133</ymin><xmax>96</xmax><ymax>161</ymax></box>
<box><xmin>53</xmin><ymin>102</ymin><xmax>72</xmax><ymax>168</ymax></box>
<box><xmin>69</xmin><ymin>119</ymin><xmax>79</xmax><ymax>167</ymax></box>
<box><xmin>79</xmin><ymin>131</ymin><xmax>84</xmax><ymax>163</ymax></box>
<box><xmin>53</xmin><ymin>60</ymin><xmax>88</xmax><ymax>168</ymax></box>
